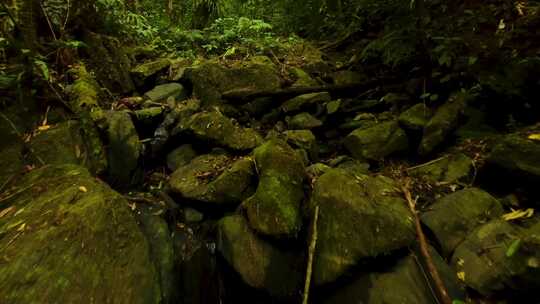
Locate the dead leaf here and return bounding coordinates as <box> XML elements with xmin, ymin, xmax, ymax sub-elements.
<box><xmin>457</xmin><ymin>271</ymin><xmax>465</xmax><ymax>281</ymax></box>
<box><xmin>528</xmin><ymin>133</ymin><xmax>540</xmax><ymax>141</ymax></box>
<box><xmin>502</xmin><ymin>208</ymin><xmax>534</xmax><ymax>221</ymax></box>
<box><xmin>16</xmin><ymin>223</ymin><xmax>26</xmax><ymax>232</ymax></box>
<box><xmin>0</xmin><ymin>206</ymin><xmax>15</xmax><ymax>218</ymax></box>
<box><xmin>79</xmin><ymin>186</ymin><xmax>88</xmax><ymax>193</ymax></box>
<box><xmin>37</xmin><ymin>125</ymin><xmax>51</xmax><ymax>131</ymax></box>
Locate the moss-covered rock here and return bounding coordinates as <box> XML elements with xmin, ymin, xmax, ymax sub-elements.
<box><xmin>243</xmin><ymin>139</ymin><xmax>305</xmax><ymax>238</ymax></box>
<box><xmin>143</xmin><ymin>83</ymin><xmax>187</xmax><ymax>104</ymax></box>
<box><xmin>398</xmin><ymin>103</ymin><xmax>433</xmax><ymax>131</ymax></box>
<box><xmin>166</xmin><ymin>144</ymin><xmax>198</xmax><ymax>171</ymax></box>
<box><xmin>183</xmin><ymin>59</ymin><xmax>281</xmax><ymax>107</ymax></box>
<box><xmin>322</xmin><ymin>251</ymin><xmax>464</xmax><ymax>304</ymax></box>
<box><xmin>84</xmin><ymin>31</ymin><xmax>135</xmax><ymax>93</ymax></box>
<box><xmin>421</xmin><ymin>188</ymin><xmax>504</xmax><ymax>256</ymax></box>
<box><xmin>281</xmin><ymin>92</ymin><xmax>331</xmax><ymax>114</ymax></box>
<box><xmin>176</xmin><ymin>110</ymin><xmax>263</xmax><ymax>151</ymax></box>
<box><xmin>418</xmin><ymin>93</ymin><xmax>468</xmax><ymax>155</ymax></box>
<box><xmin>310</xmin><ymin>169</ymin><xmax>415</xmax><ymax>285</ymax></box>
<box><xmin>168</xmin><ymin>153</ymin><xmax>256</xmax><ymax>206</ymax></box>
<box><xmin>284</xmin><ymin>130</ymin><xmax>318</xmax><ymax>162</ymax></box>
<box><xmin>106</xmin><ymin>111</ymin><xmax>142</xmax><ymax>188</ymax></box>
<box><xmin>344</xmin><ymin>120</ymin><xmax>409</xmax><ymax>161</ymax></box>
<box><xmin>217</xmin><ymin>214</ymin><xmax>303</xmax><ymax>297</ymax></box>
<box><xmin>409</xmin><ymin>153</ymin><xmax>474</xmax><ymax>184</ymax></box>
<box><xmin>287</xmin><ymin>112</ymin><xmax>323</xmax><ymax>130</ymax></box>
<box><xmin>487</xmin><ymin>132</ymin><xmax>540</xmax><ymax>180</ymax></box>
<box><xmin>451</xmin><ymin>219</ymin><xmax>540</xmax><ymax>296</ymax></box>
<box><xmin>131</xmin><ymin>58</ymin><xmax>172</xmax><ymax>87</ymax></box>
<box><xmin>0</xmin><ymin>164</ymin><xmax>162</xmax><ymax>303</ymax></box>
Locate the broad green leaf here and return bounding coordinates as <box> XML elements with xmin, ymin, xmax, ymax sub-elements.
<box><xmin>506</xmin><ymin>239</ymin><xmax>521</xmax><ymax>257</ymax></box>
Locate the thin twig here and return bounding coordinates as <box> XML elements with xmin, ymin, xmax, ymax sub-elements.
<box><xmin>62</xmin><ymin>0</ymin><xmax>71</xmax><ymax>36</ymax></box>
<box><xmin>406</xmin><ymin>156</ymin><xmax>448</xmax><ymax>171</ymax></box>
<box><xmin>302</xmin><ymin>205</ymin><xmax>319</xmax><ymax>304</ymax></box>
<box><xmin>401</xmin><ymin>179</ymin><xmax>452</xmax><ymax>304</ymax></box>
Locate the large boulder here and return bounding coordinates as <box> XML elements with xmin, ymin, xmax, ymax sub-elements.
<box><xmin>243</xmin><ymin>139</ymin><xmax>305</xmax><ymax>238</ymax></box>
<box><xmin>451</xmin><ymin>219</ymin><xmax>540</xmax><ymax>297</ymax></box>
<box><xmin>409</xmin><ymin>153</ymin><xmax>474</xmax><ymax>184</ymax></box>
<box><xmin>0</xmin><ymin>165</ymin><xmax>163</xmax><ymax>303</ymax></box>
<box><xmin>131</xmin><ymin>58</ymin><xmax>172</xmax><ymax>87</ymax></box>
<box><xmin>344</xmin><ymin>120</ymin><xmax>409</xmax><ymax>161</ymax></box>
<box><xmin>174</xmin><ymin>110</ymin><xmax>263</xmax><ymax>151</ymax></box>
<box><xmin>421</xmin><ymin>188</ymin><xmax>504</xmax><ymax>256</ymax></box>
<box><xmin>418</xmin><ymin>93</ymin><xmax>468</xmax><ymax>155</ymax></box>
<box><xmin>398</xmin><ymin>103</ymin><xmax>433</xmax><ymax>131</ymax></box>
<box><xmin>168</xmin><ymin>153</ymin><xmax>256</xmax><ymax>206</ymax></box>
<box><xmin>487</xmin><ymin>131</ymin><xmax>540</xmax><ymax>181</ymax></box>
<box><xmin>183</xmin><ymin>59</ymin><xmax>281</xmax><ymax>106</ymax></box>
<box><xmin>310</xmin><ymin>169</ymin><xmax>415</xmax><ymax>285</ymax></box>
<box><xmin>322</xmin><ymin>251</ymin><xmax>464</xmax><ymax>304</ymax></box>
<box><xmin>217</xmin><ymin>214</ymin><xmax>303</xmax><ymax>297</ymax></box>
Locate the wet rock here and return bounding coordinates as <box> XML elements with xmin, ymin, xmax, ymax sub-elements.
<box><xmin>135</xmin><ymin>207</ymin><xmax>176</xmax><ymax>303</ymax></box>
<box><xmin>182</xmin><ymin>207</ymin><xmax>204</xmax><ymax>223</ymax></box>
<box><xmin>173</xmin><ymin>224</ymin><xmax>220</xmax><ymax>304</ymax></box>
<box><xmin>284</xmin><ymin>130</ymin><xmax>318</xmax><ymax>162</ymax></box>
<box><xmin>409</xmin><ymin>153</ymin><xmax>474</xmax><ymax>184</ymax></box>
<box><xmin>418</xmin><ymin>92</ymin><xmax>468</xmax><ymax>155</ymax></box>
<box><xmin>281</xmin><ymin>92</ymin><xmax>331</xmax><ymax>114</ymax></box>
<box><xmin>166</xmin><ymin>144</ymin><xmax>198</xmax><ymax>171</ymax></box>
<box><xmin>144</xmin><ymin>83</ymin><xmax>187</xmax><ymax>104</ymax></box>
<box><xmin>306</xmin><ymin>163</ymin><xmax>332</xmax><ymax>179</ymax></box>
<box><xmin>421</xmin><ymin>188</ymin><xmax>504</xmax><ymax>256</ymax></box>
<box><xmin>311</xmin><ymin>169</ymin><xmax>415</xmax><ymax>285</ymax></box>
<box><xmin>243</xmin><ymin>139</ymin><xmax>305</xmax><ymax>238</ymax></box>
<box><xmin>152</xmin><ymin>99</ymin><xmax>202</xmax><ymax>157</ymax></box>
<box><xmin>175</xmin><ymin>110</ymin><xmax>263</xmax><ymax>151</ymax></box>
<box><xmin>106</xmin><ymin>111</ymin><xmax>142</xmax><ymax>187</ymax></box>
<box><xmin>287</xmin><ymin>113</ymin><xmax>323</xmax><ymax>130</ymax></box>
<box><xmin>217</xmin><ymin>214</ymin><xmax>303</xmax><ymax>297</ymax></box>
<box><xmin>183</xmin><ymin>59</ymin><xmax>281</xmax><ymax>106</ymax></box>
<box><xmin>336</xmin><ymin>159</ymin><xmax>370</xmax><ymax>175</ymax></box>
<box><xmin>344</xmin><ymin>120</ymin><xmax>409</xmax><ymax>161</ymax></box>
<box><xmin>169</xmin><ymin>153</ymin><xmax>256</xmax><ymax>206</ymax></box>
<box><xmin>487</xmin><ymin>132</ymin><xmax>540</xmax><ymax>181</ymax></box>
<box><xmin>398</xmin><ymin>103</ymin><xmax>433</xmax><ymax>131</ymax></box>
<box><xmin>0</xmin><ymin>165</ymin><xmax>162</xmax><ymax>303</ymax></box>
<box><xmin>322</xmin><ymin>251</ymin><xmax>464</xmax><ymax>304</ymax></box>
<box><xmin>451</xmin><ymin>219</ymin><xmax>540</xmax><ymax>296</ymax></box>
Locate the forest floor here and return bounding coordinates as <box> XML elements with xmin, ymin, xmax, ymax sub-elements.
<box><xmin>1</xmin><ymin>22</ymin><xmax>540</xmax><ymax>304</ymax></box>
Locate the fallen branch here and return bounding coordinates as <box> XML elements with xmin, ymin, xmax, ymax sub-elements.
<box><xmin>222</xmin><ymin>81</ymin><xmax>377</xmax><ymax>103</ymax></box>
<box><xmin>401</xmin><ymin>179</ymin><xmax>452</xmax><ymax>304</ymax></box>
<box><xmin>302</xmin><ymin>205</ymin><xmax>319</xmax><ymax>304</ymax></box>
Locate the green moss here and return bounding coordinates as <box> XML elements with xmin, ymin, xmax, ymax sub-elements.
<box><xmin>169</xmin><ymin>154</ymin><xmax>256</xmax><ymax>205</ymax></box>
<box><xmin>181</xmin><ymin>110</ymin><xmax>262</xmax><ymax>150</ymax></box>
<box><xmin>217</xmin><ymin>214</ymin><xmax>303</xmax><ymax>297</ymax></box>
<box><xmin>344</xmin><ymin>120</ymin><xmax>409</xmax><ymax>160</ymax></box>
<box><xmin>243</xmin><ymin>139</ymin><xmax>305</xmax><ymax>238</ymax></box>
<box><xmin>310</xmin><ymin>169</ymin><xmax>415</xmax><ymax>285</ymax></box>
<box><xmin>0</xmin><ymin>165</ymin><xmax>161</xmax><ymax>303</ymax></box>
